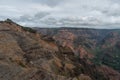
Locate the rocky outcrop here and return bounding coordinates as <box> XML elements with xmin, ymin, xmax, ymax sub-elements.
<box><xmin>0</xmin><ymin>19</ymin><xmax>119</xmax><ymax>80</ymax></box>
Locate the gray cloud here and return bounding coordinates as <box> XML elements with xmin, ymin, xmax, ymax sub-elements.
<box><xmin>34</xmin><ymin>12</ymin><xmax>50</xmax><ymax>19</ymax></box>
<box><xmin>29</xmin><ymin>0</ymin><xmax>64</xmax><ymax>7</ymax></box>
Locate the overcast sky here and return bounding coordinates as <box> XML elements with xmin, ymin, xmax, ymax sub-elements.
<box><xmin>0</xmin><ymin>0</ymin><xmax>120</xmax><ymax>28</ymax></box>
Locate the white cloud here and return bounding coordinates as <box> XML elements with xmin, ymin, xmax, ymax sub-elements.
<box><xmin>0</xmin><ymin>0</ymin><xmax>120</xmax><ymax>28</ymax></box>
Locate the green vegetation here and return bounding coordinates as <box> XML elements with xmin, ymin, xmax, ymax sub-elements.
<box><xmin>18</xmin><ymin>61</ymin><xmax>26</xmax><ymax>68</ymax></box>
<box><xmin>92</xmin><ymin>46</ymin><xmax>120</xmax><ymax>72</ymax></box>
<box><xmin>21</xmin><ymin>27</ymin><xmax>37</xmax><ymax>33</ymax></box>
<box><xmin>102</xmin><ymin>47</ymin><xmax>120</xmax><ymax>72</ymax></box>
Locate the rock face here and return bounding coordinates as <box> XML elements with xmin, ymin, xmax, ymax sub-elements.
<box><xmin>35</xmin><ymin>27</ymin><xmax>120</xmax><ymax>80</ymax></box>
<box><xmin>0</xmin><ymin>20</ymin><xmax>119</xmax><ymax>80</ymax></box>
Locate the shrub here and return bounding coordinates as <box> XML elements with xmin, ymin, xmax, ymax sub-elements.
<box><xmin>22</xmin><ymin>27</ymin><xmax>37</xmax><ymax>33</ymax></box>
